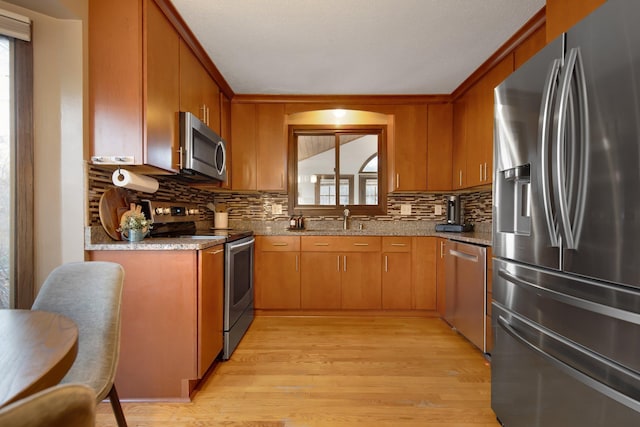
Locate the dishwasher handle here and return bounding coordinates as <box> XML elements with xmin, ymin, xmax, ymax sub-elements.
<box><xmin>448</xmin><ymin>248</ymin><xmax>479</xmax><ymax>263</ymax></box>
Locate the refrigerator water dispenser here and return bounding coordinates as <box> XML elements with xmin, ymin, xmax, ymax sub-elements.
<box><xmin>497</xmin><ymin>164</ymin><xmax>531</xmax><ymax>235</ymax></box>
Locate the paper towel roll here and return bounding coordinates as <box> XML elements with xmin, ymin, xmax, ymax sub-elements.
<box><xmin>112</xmin><ymin>169</ymin><xmax>159</xmax><ymax>193</ymax></box>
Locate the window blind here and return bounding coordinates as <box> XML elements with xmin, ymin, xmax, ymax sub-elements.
<box><xmin>0</xmin><ymin>9</ymin><xmax>30</xmax><ymax>41</ymax></box>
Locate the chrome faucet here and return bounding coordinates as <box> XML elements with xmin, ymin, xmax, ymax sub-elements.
<box><xmin>343</xmin><ymin>207</ymin><xmax>350</xmax><ymax>230</ymax></box>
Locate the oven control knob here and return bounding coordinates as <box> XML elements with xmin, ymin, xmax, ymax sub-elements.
<box><xmin>162</xmin><ymin>208</ymin><xmax>171</xmax><ymax>215</ymax></box>
<box><xmin>154</xmin><ymin>207</ymin><xmax>164</xmax><ymax>215</ymax></box>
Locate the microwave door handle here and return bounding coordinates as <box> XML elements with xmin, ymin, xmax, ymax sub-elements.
<box><xmin>540</xmin><ymin>58</ymin><xmax>562</xmax><ymax>247</ymax></box>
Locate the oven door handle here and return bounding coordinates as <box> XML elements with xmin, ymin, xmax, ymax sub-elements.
<box><xmin>228</xmin><ymin>237</ymin><xmax>255</xmax><ymax>251</ymax></box>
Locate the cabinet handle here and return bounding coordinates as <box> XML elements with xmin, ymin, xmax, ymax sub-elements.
<box><xmin>337</xmin><ymin>256</ymin><xmax>340</xmax><ymax>271</ymax></box>
<box><xmin>384</xmin><ymin>255</ymin><xmax>388</xmax><ymax>272</ymax></box>
<box><xmin>208</xmin><ymin>248</ymin><xmax>224</xmax><ymax>255</ymax></box>
<box><xmin>440</xmin><ymin>241</ymin><xmax>445</xmax><ymax>258</ymax></box>
<box><xmin>200</xmin><ymin>105</ymin><xmax>206</xmax><ymax>123</ymax></box>
<box><xmin>459</xmin><ymin>170</ymin><xmax>463</xmax><ymax>187</ymax></box>
<box><xmin>281</xmin><ymin>173</ymin><xmax>284</xmax><ymax>188</ymax></box>
<box><xmin>480</xmin><ymin>164</ymin><xmax>483</xmax><ymax>181</ymax></box>
<box><xmin>295</xmin><ymin>255</ymin><xmax>299</xmax><ymax>272</ymax></box>
<box><xmin>396</xmin><ymin>173</ymin><xmax>400</xmax><ymax>190</ymax></box>
<box><xmin>314</xmin><ymin>242</ymin><xmax>329</xmax><ymax>246</ymax></box>
<box><xmin>343</xmin><ymin>255</ymin><xmax>347</xmax><ymax>272</ymax></box>
<box><xmin>271</xmin><ymin>242</ymin><xmax>288</xmax><ymax>246</ymax></box>
<box><xmin>484</xmin><ymin>162</ymin><xmax>488</xmax><ymax>181</ymax></box>
<box><xmin>206</xmin><ymin>106</ymin><xmax>210</xmax><ymax>126</ymax></box>
<box><xmin>353</xmin><ymin>243</ymin><xmax>369</xmax><ymax>246</ymax></box>
<box><xmin>390</xmin><ymin>243</ymin><xmax>406</xmax><ymax>247</ymax></box>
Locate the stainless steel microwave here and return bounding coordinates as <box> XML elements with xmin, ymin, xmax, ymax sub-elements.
<box><xmin>179</xmin><ymin>111</ymin><xmax>227</xmax><ymax>182</ymax></box>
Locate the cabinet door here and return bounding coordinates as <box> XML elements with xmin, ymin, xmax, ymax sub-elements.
<box><xmin>382</xmin><ymin>252</ymin><xmax>412</xmax><ymax>309</ymax></box>
<box><xmin>230</xmin><ymin>103</ymin><xmax>257</xmax><ymax>190</ymax></box>
<box><xmin>412</xmin><ymin>237</ymin><xmax>437</xmax><ymax>310</ymax></box>
<box><xmin>477</xmin><ymin>54</ymin><xmax>514</xmax><ymax>185</ymax></box>
<box><xmin>435</xmin><ymin>238</ymin><xmax>447</xmax><ymax>317</ymax></box>
<box><xmin>391</xmin><ymin>105</ymin><xmax>428</xmax><ymax>191</ymax></box>
<box><xmin>464</xmin><ymin>86</ymin><xmax>484</xmax><ymax>188</ymax></box>
<box><xmin>546</xmin><ymin>0</ymin><xmax>605</xmax><ymax>42</ymax></box>
<box><xmin>300</xmin><ymin>252</ymin><xmax>341</xmax><ymax>309</ymax></box>
<box><xmin>198</xmin><ymin>246</ymin><xmax>224</xmax><ymax>378</ymax></box>
<box><xmin>89</xmin><ymin>0</ymin><xmax>143</xmax><ymax>163</ymax></box>
<box><xmin>255</xmin><ymin>252</ymin><xmax>301</xmax><ymax>309</ymax></box>
<box><xmin>144</xmin><ymin>0</ymin><xmax>180</xmax><ymax>172</ymax></box>
<box><xmin>451</xmin><ymin>97</ymin><xmax>467</xmax><ymax>189</ymax></box>
<box><xmin>427</xmin><ymin>103</ymin><xmax>453</xmax><ymax>191</ymax></box>
<box><xmin>179</xmin><ymin>40</ymin><xmax>205</xmax><ymax>123</ymax></box>
<box><xmin>256</xmin><ymin>104</ymin><xmax>286</xmax><ymax>191</ymax></box>
<box><xmin>341</xmin><ymin>252</ymin><xmax>381</xmax><ymax>309</ymax></box>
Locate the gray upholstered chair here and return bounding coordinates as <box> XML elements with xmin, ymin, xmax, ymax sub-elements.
<box><xmin>32</xmin><ymin>261</ymin><xmax>127</xmax><ymax>427</ymax></box>
<box><xmin>0</xmin><ymin>384</ymin><xmax>96</xmax><ymax>427</ymax></box>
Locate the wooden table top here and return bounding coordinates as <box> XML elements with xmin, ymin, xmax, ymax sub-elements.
<box><xmin>0</xmin><ymin>309</ymin><xmax>78</xmax><ymax>407</ymax></box>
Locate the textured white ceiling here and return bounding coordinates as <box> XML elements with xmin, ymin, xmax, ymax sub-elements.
<box><xmin>172</xmin><ymin>0</ymin><xmax>545</xmax><ymax>95</ymax></box>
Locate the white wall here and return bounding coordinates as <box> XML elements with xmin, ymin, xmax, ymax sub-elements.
<box><xmin>0</xmin><ymin>0</ymin><xmax>86</xmax><ymax>289</ymax></box>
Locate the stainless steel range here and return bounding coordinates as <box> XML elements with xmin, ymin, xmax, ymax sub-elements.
<box><xmin>141</xmin><ymin>200</ymin><xmax>254</xmax><ymax>360</ymax></box>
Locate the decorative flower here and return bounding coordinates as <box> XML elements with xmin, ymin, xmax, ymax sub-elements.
<box><xmin>117</xmin><ymin>212</ymin><xmax>153</xmax><ymax>232</ymax></box>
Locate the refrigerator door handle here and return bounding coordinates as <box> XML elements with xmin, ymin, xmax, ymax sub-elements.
<box><xmin>497</xmin><ymin>314</ymin><xmax>640</xmax><ymax>413</ymax></box>
<box><xmin>498</xmin><ymin>267</ymin><xmax>640</xmax><ymax>325</ymax></box>
<box><xmin>540</xmin><ymin>58</ymin><xmax>563</xmax><ymax>247</ymax></box>
<box><xmin>554</xmin><ymin>48</ymin><xmax>590</xmax><ymax>250</ymax></box>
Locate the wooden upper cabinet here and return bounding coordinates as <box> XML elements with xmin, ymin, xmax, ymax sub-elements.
<box><xmin>451</xmin><ymin>97</ymin><xmax>467</xmax><ymax>190</ymax></box>
<box><xmin>546</xmin><ymin>0</ymin><xmax>606</xmax><ymax>42</ymax></box>
<box><xmin>230</xmin><ymin>103</ymin><xmax>257</xmax><ymax>190</ymax></box>
<box><xmin>90</xmin><ymin>0</ymin><xmax>180</xmax><ymax>171</ymax></box>
<box><xmin>453</xmin><ymin>53</ymin><xmax>514</xmax><ymax>189</ymax></box>
<box><xmin>179</xmin><ymin>39</ymin><xmax>221</xmax><ymax>134</ymax></box>
<box><xmin>426</xmin><ymin>103</ymin><xmax>453</xmax><ymax>191</ymax></box>
<box><xmin>514</xmin><ymin>24</ymin><xmax>547</xmax><ymax>70</ymax></box>
<box><xmin>230</xmin><ymin>102</ymin><xmax>286</xmax><ymax>191</ymax></box>
<box><xmin>256</xmin><ymin>104</ymin><xmax>287</xmax><ymax>191</ymax></box>
<box><xmin>219</xmin><ymin>93</ymin><xmax>232</xmax><ymax>189</ymax></box>
<box><xmin>390</xmin><ymin>105</ymin><xmax>428</xmax><ymax>191</ymax></box>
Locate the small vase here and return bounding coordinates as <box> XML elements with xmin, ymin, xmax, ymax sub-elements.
<box><xmin>122</xmin><ymin>229</ymin><xmax>146</xmax><ymax>242</ymax></box>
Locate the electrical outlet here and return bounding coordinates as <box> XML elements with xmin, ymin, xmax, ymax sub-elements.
<box><xmin>400</xmin><ymin>204</ymin><xmax>412</xmax><ymax>215</ymax></box>
<box><xmin>434</xmin><ymin>205</ymin><xmax>442</xmax><ymax>215</ymax></box>
<box><xmin>272</xmin><ymin>204</ymin><xmax>282</xmax><ymax>215</ymax></box>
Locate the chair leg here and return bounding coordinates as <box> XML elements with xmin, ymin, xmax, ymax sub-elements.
<box><xmin>108</xmin><ymin>384</ymin><xmax>128</xmax><ymax>427</ymax></box>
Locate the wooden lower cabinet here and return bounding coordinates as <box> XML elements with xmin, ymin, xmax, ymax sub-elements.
<box><xmin>300</xmin><ymin>236</ymin><xmax>381</xmax><ymax>310</ymax></box>
<box><xmin>300</xmin><ymin>252</ymin><xmax>342</xmax><ymax>309</ymax></box>
<box><xmin>341</xmin><ymin>252</ymin><xmax>382</xmax><ymax>309</ymax></box>
<box><xmin>382</xmin><ymin>237</ymin><xmax>412</xmax><ymax>309</ymax></box>
<box><xmin>412</xmin><ymin>237</ymin><xmax>437</xmax><ymax>310</ymax></box>
<box><xmin>198</xmin><ymin>245</ymin><xmax>224</xmax><ymax>378</ymax></box>
<box><xmin>435</xmin><ymin>238</ymin><xmax>447</xmax><ymax>317</ymax></box>
<box><xmin>254</xmin><ymin>236</ymin><xmax>301</xmax><ymax>310</ymax></box>
<box><xmin>254</xmin><ymin>235</ymin><xmax>438</xmax><ymax>314</ymax></box>
<box><xmin>88</xmin><ymin>249</ymin><xmax>223</xmax><ymax>400</ymax></box>
<box><xmin>485</xmin><ymin>246</ymin><xmax>494</xmax><ymax>353</ymax></box>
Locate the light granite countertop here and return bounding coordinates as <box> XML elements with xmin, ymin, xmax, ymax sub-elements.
<box><xmin>85</xmin><ymin>220</ymin><xmax>492</xmax><ymax>250</ymax></box>
<box><xmin>85</xmin><ymin>227</ymin><xmax>227</xmax><ymax>251</ymax></box>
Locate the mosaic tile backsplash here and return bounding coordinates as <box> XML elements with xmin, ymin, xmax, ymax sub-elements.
<box><xmin>88</xmin><ymin>165</ymin><xmax>492</xmax><ymax>226</ymax></box>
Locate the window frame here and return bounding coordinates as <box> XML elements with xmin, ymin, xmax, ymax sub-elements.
<box><xmin>287</xmin><ymin>124</ymin><xmax>387</xmax><ymax>216</ymax></box>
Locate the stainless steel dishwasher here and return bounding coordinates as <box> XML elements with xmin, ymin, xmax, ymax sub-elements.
<box><xmin>444</xmin><ymin>240</ymin><xmax>487</xmax><ymax>352</ymax></box>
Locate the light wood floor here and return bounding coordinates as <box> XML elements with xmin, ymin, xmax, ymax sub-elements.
<box><xmin>96</xmin><ymin>316</ymin><xmax>500</xmax><ymax>426</ymax></box>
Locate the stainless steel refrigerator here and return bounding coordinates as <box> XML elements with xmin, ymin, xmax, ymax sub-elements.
<box><xmin>492</xmin><ymin>0</ymin><xmax>640</xmax><ymax>425</ymax></box>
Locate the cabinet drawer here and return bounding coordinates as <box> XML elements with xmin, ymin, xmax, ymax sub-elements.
<box><xmin>256</xmin><ymin>235</ymin><xmax>300</xmax><ymax>252</ymax></box>
<box><xmin>382</xmin><ymin>237</ymin><xmax>412</xmax><ymax>252</ymax></box>
<box><xmin>301</xmin><ymin>236</ymin><xmax>381</xmax><ymax>252</ymax></box>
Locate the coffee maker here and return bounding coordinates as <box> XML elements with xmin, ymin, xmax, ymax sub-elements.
<box><xmin>446</xmin><ymin>195</ymin><xmax>461</xmax><ymax>225</ymax></box>
<box><xmin>435</xmin><ymin>195</ymin><xmax>473</xmax><ymax>232</ymax></box>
